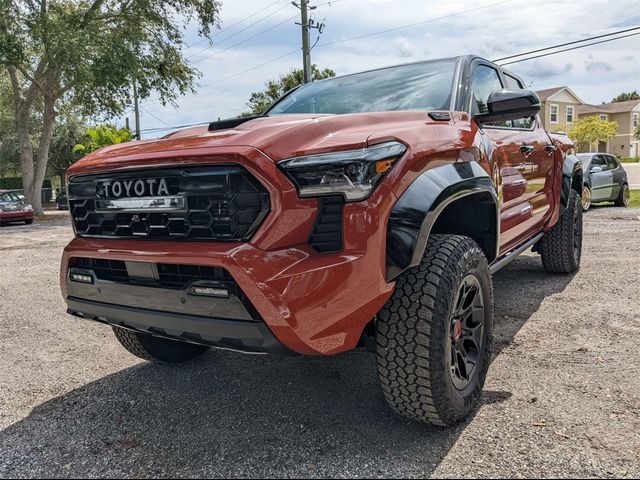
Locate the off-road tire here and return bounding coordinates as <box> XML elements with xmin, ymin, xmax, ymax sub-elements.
<box><xmin>112</xmin><ymin>327</ymin><xmax>210</xmax><ymax>363</ymax></box>
<box><xmin>376</xmin><ymin>234</ymin><xmax>493</xmax><ymax>426</ymax></box>
<box><xmin>540</xmin><ymin>189</ymin><xmax>582</xmax><ymax>273</ymax></box>
<box><xmin>614</xmin><ymin>183</ymin><xmax>630</xmax><ymax>207</ymax></box>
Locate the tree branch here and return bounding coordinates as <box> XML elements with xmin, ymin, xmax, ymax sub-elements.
<box><xmin>81</xmin><ymin>0</ymin><xmax>108</xmax><ymax>27</ymax></box>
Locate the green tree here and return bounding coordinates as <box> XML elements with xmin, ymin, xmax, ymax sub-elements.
<box><xmin>242</xmin><ymin>65</ymin><xmax>335</xmax><ymax>116</ymax></box>
<box><xmin>611</xmin><ymin>91</ymin><xmax>640</xmax><ymax>103</ymax></box>
<box><xmin>568</xmin><ymin>116</ymin><xmax>618</xmax><ymax>151</ymax></box>
<box><xmin>73</xmin><ymin>124</ymin><xmax>132</xmax><ymax>156</ymax></box>
<box><xmin>0</xmin><ymin>0</ymin><xmax>221</xmax><ymax>214</ymax></box>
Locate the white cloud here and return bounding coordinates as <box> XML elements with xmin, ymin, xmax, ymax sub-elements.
<box><xmin>128</xmin><ymin>0</ymin><xmax>640</xmax><ymax>137</ymax></box>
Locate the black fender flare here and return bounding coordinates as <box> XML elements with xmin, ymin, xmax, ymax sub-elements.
<box><xmin>561</xmin><ymin>154</ymin><xmax>583</xmax><ymax>209</ymax></box>
<box><xmin>386</xmin><ymin>161</ymin><xmax>499</xmax><ymax>282</ymax></box>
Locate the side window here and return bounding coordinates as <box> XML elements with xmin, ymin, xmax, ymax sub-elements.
<box><xmin>606</xmin><ymin>155</ymin><xmax>619</xmax><ymax>170</ymax></box>
<box><xmin>470</xmin><ymin>64</ymin><xmax>503</xmax><ymax>115</ymax></box>
<box><xmin>503</xmin><ymin>72</ymin><xmax>534</xmax><ymax>129</ymax></box>
<box><xmin>504</xmin><ymin>74</ymin><xmax>523</xmax><ymax>89</ymax></box>
<box><xmin>550</xmin><ymin>105</ymin><xmax>559</xmax><ymax>123</ymax></box>
<box><xmin>591</xmin><ymin>155</ymin><xmax>607</xmax><ymax>170</ymax></box>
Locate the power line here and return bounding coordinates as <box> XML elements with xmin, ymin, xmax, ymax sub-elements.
<box><xmin>140</xmin><ymin>106</ymin><xmax>173</xmax><ymax>128</ymax></box>
<box><xmin>499</xmin><ymin>32</ymin><xmax>640</xmax><ymax>66</ymax></box>
<box><xmin>140</xmin><ymin>122</ymin><xmax>209</xmax><ymax>134</ymax></box>
<box><xmin>189</xmin><ymin>14</ymin><xmax>298</xmax><ymax>65</ymax></box>
<box><xmin>200</xmin><ymin>48</ymin><xmax>300</xmax><ymax>87</ymax></box>
<box><xmin>315</xmin><ymin>0</ymin><xmax>518</xmax><ymax>48</ymax></box>
<box><xmin>310</xmin><ymin>1</ymin><xmax>334</xmax><ymax>50</ymax></box>
<box><xmin>187</xmin><ymin>2</ymin><xmax>291</xmax><ymax>60</ymax></box>
<box><xmin>188</xmin><ymin>0</ymin><xmax>285</xmax><ymax>50</ymax></box>
<box><xmin>494</xmin><ymin>26</ymin><xmax>640</xmax><ymax>62</ymax></box>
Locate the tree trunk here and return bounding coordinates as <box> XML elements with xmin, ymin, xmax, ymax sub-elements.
<box><xmin>31</xmin><ymin>95</ymin><xmax>57</xmax><ymax>215</ymax></box>
<box><xmin>15</xmin><ymin>106</ymin><xmax>39</xmax><ymax>211</ymax></box>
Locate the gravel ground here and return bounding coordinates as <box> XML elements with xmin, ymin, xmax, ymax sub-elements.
<box><xmin>1</xmin><ymin>207</ymin><xmax>639</xmax><ymax>479</ymax></box>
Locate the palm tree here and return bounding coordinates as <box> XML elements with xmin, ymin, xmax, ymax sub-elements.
<box><xmin>73</xmin><ymin>125</ymin><xmax>132</xmax><ymax>155</ymax></box>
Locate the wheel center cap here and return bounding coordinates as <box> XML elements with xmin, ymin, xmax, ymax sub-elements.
<box><xmin>453</xmin><ymin>319</ymin><xmax>462</xmax><ymax>341</ymax></box>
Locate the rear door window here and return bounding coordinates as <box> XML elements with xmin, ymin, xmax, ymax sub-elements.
<box><xmin>606</xmin><ymin>155</ymin><xmax>619</xmax><ymax>170</ymax></box>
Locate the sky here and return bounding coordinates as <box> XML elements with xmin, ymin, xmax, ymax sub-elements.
<box><xmin>126</xmin><ymin>0</ymin><xmax>640</xmax><ymax>138</ymax></box>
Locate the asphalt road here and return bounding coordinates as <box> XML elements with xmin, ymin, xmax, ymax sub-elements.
<box><xmin>1</xmin><ymin>208</ymin><xmax>639</xmax><ymax>478</ymax></box>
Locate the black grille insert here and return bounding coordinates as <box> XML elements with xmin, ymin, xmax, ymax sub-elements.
<box><xmin>68</xmin><ymin>165</ymin><xmax>269</xmax><ymax>241</ymax></box>
<box><xmin>309</xmin><ymin>196</ymin><xmax>343</xmax><ymax>252</ymax></box>
<box><xmin>70</xmin><ymin>257</ymin><xmax>260</xmax><ymax>320</ymax></box>
<box><xmin>73</xmin><ymin>257</ymin><xmax>128</xmax><ymax>282</ymax></box>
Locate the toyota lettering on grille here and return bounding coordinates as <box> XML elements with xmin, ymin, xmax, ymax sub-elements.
<box><xmin>97</xmin><ymin>178</ymin><xmax>171</xmax><ymax>198</ymax></box>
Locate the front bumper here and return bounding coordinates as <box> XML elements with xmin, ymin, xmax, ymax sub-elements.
<box><xmin>61</xmin><ymin>233</ymin><xmax>395</xmax><ymax>355</ymax></box>
<box><xmin>0</xmin><ymin>210</ymin><xmax>33</xmax><ymax>222</ymax></box>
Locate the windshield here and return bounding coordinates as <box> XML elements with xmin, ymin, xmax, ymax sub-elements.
<box><xmin>0</xmin><ymin>192</ymin><xmax>19</xmax><ymax>202</ymax></box>
<box><xmin>268</xmin><ymin>59</ymin><xmax>457</xmax><ymax>115</ymax></box>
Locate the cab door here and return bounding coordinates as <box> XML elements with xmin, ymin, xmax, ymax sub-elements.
<box><xmin>468</xmin><ymin>62</ymin><xmax>555</xmax><ymax>255</ymax></box>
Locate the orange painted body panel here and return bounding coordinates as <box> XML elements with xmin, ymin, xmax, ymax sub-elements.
<box><xmin>61</xmin><ymin>110</ymin><xmax>565</xmax><ymax>355</ymax></box>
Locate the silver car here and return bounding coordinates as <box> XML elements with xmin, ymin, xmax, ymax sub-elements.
<box><xmin>576</xmin><ymin>153</ymin><xmax>630</xmax><ymax>211</ymax></box>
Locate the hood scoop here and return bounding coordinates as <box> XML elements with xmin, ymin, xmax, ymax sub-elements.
<box><xmin>208</xmin><ymin>115</ymin><xmax>266</xmax><ymax>131</ymax></box>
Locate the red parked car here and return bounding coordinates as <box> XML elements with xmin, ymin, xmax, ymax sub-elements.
<box><xmin>0</xmin><ymin>190</ymin><xmax>34</xmax><ymax>226</ymax></box>
<box><xmin>61</xmin><ymin>55</ymin><xmax>584</xmax><ymax>426</ymax></box>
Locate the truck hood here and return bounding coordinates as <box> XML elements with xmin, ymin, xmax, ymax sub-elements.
<box><xmin>69</xmin><ymin>111</ymin><xmax>448</xmax><ymax>175</ymax></box>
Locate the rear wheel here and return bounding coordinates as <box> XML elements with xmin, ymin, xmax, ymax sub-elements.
<box><xmin>540</xmin><ymin>189</ymin><xmax>582</xmax><ymax>273</ymax></box>
<box><xmin>615</xmin><ymin>183</ymin><xmax>630</xmax><ymax>207</ymax></box>
<box><xmin>376</xmin><ymin>234</ymin><xmax>493</xmax><ymax>426</ymax></box>
<box><xmin>112</xmin><ymin>327</ymin><xmax>210</xmax><ymax>363</ymax></box>
<box><xmin>25</xmin><ymin>219</ymin><xmax>33</xmax><ymax>225</ymax></box>
<box><xmin>581</xmin><ymin>185</ymin><xmax>591</xmax><ymax>211</ymax></box>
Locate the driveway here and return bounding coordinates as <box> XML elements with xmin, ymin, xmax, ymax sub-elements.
<box><xmin>623</xmin><ymin>162</ymin><xmax>640</xmax><ymax>188</ymax></box>
<box><xmin>1</xmin><ymin>209</ymin><xmax>639</xmax><ymax>478</ymax></box>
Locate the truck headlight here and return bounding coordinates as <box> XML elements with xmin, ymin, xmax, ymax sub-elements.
<box><xmin>278</xmin><ymin>141</ymin><xmax>407</xmax><ymax>201</ymax></box>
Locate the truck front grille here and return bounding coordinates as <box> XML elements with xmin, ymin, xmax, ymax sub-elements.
<box><xmin>68</xmin><ymin>165</ymin><xmax>269</xmax><ymax>241</ymax></box>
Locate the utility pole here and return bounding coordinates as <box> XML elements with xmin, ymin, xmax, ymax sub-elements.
<box><xmin>300</xmin><ymin>0</ymin><xmax>312</xmax><ymax>83</ymax></box>
<box><xmin>293</xmin><ymin>0</ymin><xmax>316</xmax><ymax>84</ymax></box>
<box><xmin>133</xmin><ymin>80</ymin><xmax>141</xmax><ymax>140</ymax></box>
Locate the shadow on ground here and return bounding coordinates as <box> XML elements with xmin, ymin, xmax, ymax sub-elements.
<box><xmin>0</xmin><ymin>255</ymin><xmax>574</xmax><ymax>478</ymax></box>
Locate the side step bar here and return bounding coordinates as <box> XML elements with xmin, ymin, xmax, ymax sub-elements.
<box><xmin>489</xmin><ymin>233</ymin><xmax>543</xmax><ymax>275</ymax></box>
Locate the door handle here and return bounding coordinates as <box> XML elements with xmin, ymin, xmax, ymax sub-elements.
<box><xmin>520</xmin><ymin>144</ymin><xmax>535</xmax><ymax>156</ymax></box>
<box><xmin>545</xmin><ymin>144</ymin><xmax>556</xmax><ymax>155</ymax></box>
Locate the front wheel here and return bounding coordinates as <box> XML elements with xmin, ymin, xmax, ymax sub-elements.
<box><xmin>25</xmin><ymin>219</ymin><xmax>34</xmax><ymax>225</ymax></box>
<box><xmin>615</xmin><ymin>183</ymin><xmax>630</xmax><ymax>207</ymax></box>
<box><xmin>112</xmin><ymin>327</ymin><xmax>210</xmax><ymax>363</ymax></box>
<box><xmin>376</xmin><ymin>234</ymin><xmax>493</xmax><ymax>426</ymax></box>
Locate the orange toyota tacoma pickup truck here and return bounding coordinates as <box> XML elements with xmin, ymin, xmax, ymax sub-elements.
<box><xmin>61</xmin><ymin>55</ymin><xmax>584</xmax><ymax>426</ymax></box>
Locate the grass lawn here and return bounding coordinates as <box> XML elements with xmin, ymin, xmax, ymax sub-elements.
<box><xmin>630</xmin><ymin>189</ymin><xmax>640</xmax><ymax>208</ymax></box>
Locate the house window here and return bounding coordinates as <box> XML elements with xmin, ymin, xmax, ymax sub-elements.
<box><xmin>550</xmin><ymin>104</ymin><xmax>558</xmax><ymax>123</ymax></box>
<box><xmin>599</xmin><ymin>114</ymin><xmax>608</xmax><ymax>121</ymax></box>
<box><xmin>634</xmin><ymin>113</ymin><xmax>639</xmax><ymax>128</ymax></box>
<box><xmin>566</xmin><ymin>106</ymin><xmax>574</xmax><ymax>123</ymax></box>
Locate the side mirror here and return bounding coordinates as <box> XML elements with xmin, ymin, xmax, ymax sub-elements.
<box><xmin>590</xmin><ymin>166</ymin><xmax>603</xmax><ymax>174</ymax></box>
<box><xmin>474</xmin><ymin>89</ymin><xmax>541</xmax><ymax>124</ymax></box>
